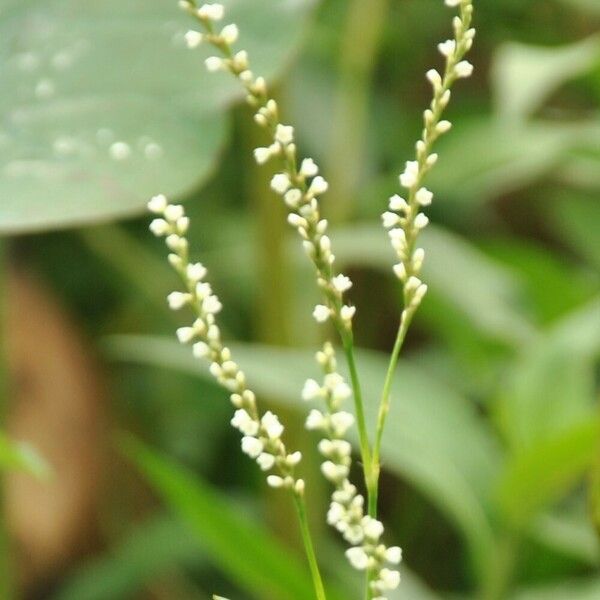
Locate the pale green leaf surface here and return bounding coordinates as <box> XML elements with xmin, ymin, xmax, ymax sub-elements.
<box><xmin>491</xmin><ymin>37</ymin><xmax>600</xmax><ymax>120</ymax></box>
<box><xmin>106</xmin><ymin>336</ymin><xmax>500</xmax><ymax>574</ymax></box>
<box><xmin>0</xmin><ymin>0</ymin><xmax>316</xmax><ymax>233</ymax></box>
<box><xmin>511</xmin><ymin>577</ymin><xmax>600</xmax><ymax>600</ymax></box>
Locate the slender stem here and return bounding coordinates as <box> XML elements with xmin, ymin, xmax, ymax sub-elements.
<box><xmin>293</xmin><ymin>492</ymin><xmax>328</xmax><ymax>600</ymax></box>
<box><xmin>0</xmin><ymin>238</ymin><xmax>13</xmax><ymax>600</ymax></box>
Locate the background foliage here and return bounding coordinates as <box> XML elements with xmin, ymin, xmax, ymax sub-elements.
<box><xmin>1</xmin><ymin>0</ymin><xmax>599</xmax><ymax>598</ymax></box>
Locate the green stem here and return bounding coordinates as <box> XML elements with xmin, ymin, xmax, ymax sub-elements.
<box><xmin>0</xmin><ymin>238</ymin><xmax>13</xmax><ymax>600</ymax></box>
<box><xmin>293</xmin><ymin>492</ymin><xmax>328</xmax><ymax>600</ymax></box>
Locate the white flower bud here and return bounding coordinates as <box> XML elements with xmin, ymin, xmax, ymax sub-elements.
<box><xmin>241</xmin><ymin>436</ymin><xmax>263</xmax><ymax>458</ymax></box>
<box><xmin>150</xmin><ymin>218</ymin><xmax>170</xmax><ymax>236</ymax></box>
<box><xmin>302</xmin><ymin>379</ymin><xmax>323</xmax><ymax>401</ymax></box>
<box><xmin>205</xmin><ymin>56</ymin><xmax>224</xmax><ymax>72</ymax></box>
<box><xmin>286</xmin><ymin>451</ymin><xmax>302</xmax><ymax>466</ymax></box>
<box><xmin>399</xmin><ymin>160</ymin><xmax>419</xmax><ymax>189</ymax></box>
<box><xmin>455</xmin><ymin>60</ymin><xmax>474</xmax><ymax>78</ymax></box>
<box><xmin>193</xmin><ymin>341</ymin><xmax>210</xmax><ymax>358</ymax></box>
<box><xmin>346</xmin><ymin>547</ymin><xmax>369</xmax><ymax>571</ymax></box>
<box><xmin>257</xmin><ymin>453</ymin><xmax>275</xmax><ymax>471</ymax></box>
<box><xmin>300</xmin><ymin>158</ymin><xmax>319</xmax><ymax>177</ymax></box>
<box><xmin>389</xmin><ymin>194</ymin><xmax>409</xmax><ymax>212</ymax></box>
<box><xmin>379</xmin><ymin>568</ymin><xmax>400</xmax><ymax>590</ymax></box>
<box><xmin>267</xmin><ymin>475</ymin><xmax>284</xmax><ymax>488</ymax></box>
<box><xmin>414</xmin><ymin>213</ymin><xmax>429</xmax><ymax>229</ymax></box>
<box><xmin>275</xmin><ymin>124</ymin><xmax>294</xmax><ymax>145</ymax></box>
<box><xmin>332</xmin><ymin>274</ymin><xmax>352</xmax><ymax>293</ymax></box>
<box><xmin>330</xmin><ymin>411</ymin><xmax>355</xmax><ymax>435</ymax></box>
<box><xmin>148</xmin><ymin>194</ymin><xmax>168</xmax><ymax>213</ymax></box>
<box><xmin>176</xmin><ymin>327</ymin><xmax>195</xmax><ymax>344</ymax></box>
<box><xmin>436</xmin><ymin>120</ymin><xmax>452</xmax><ymax>134</ymax></box>
<box><xmin>362</xmin><ymin>516</ymin><xmax>384</xmax><ymax>540</ymax></box>
<box><xmin>393</xmin><ymin>262</ymin><xmax>407</xmax><ymax>281</ymax></box>
<box><xmin>254</xmin><ymin>147</ymin><xmax>271</xmax><ymax>165</ymax></box>
<box><xmin>220</xmin><ymin>23</ymin><xmax>239</xmax><ymax>45</ymax></box>
<box><xmin>231</xmin><ymin>409</ymin><xmax>259</xmax><ymax>436</ymax></box>
<box><xmin>385</xmin><ymin>546</ymin><xmax>403</xmax><ymax>564</ymax></box>
<box><xmin>313</xmin><ymin>304</ymin><xmax>331</xmax><ymax>323</ymax></box>
<box><xmin>167</xmin><ymin>291</ymin><xmax>190</xmax><ymax>310</ymax></box>
<box><xmin>197</xmin><ymin>3</ymin><xmax>225</xmax><ymax>21</ymax></box>
<box><xmin>306</xmin><ymin>409</ymin><xmax>326</xmax><ymax>430</ymax></box>
<box><xmin>271</xmin><ymin>173</ymin><xmax>291</xmax><ymax>195</ymax></box>
<box><xmin>415</xmin><ymin>187</ymin><xmax>433</xmax><ymax>206</ymax></box>
<box><xmin>340</xmin><ymin>305</ymin><xmax>356</xmax><ymax>323</ymax></box>
<box><xmin>284</xmin><ymin>188</ymin><xmax>303</xmax><ymax>208</ymax></box>
<box><xmin>184</xmin><ymin>30</ymin><xmax>204</xmax><ymax>48</ymax></box>
<box><xmin>438</xmin><ymin>39</ymin><xmax>456</xmax><ymax>57</ymax></box>
<box><xmin>261</xmin><ymin>411</ymin><xmax>284</xmax><ymax>439</ymax></box>
<box><xmin>308</xmin><ymin>176</ymin><xmax>329</xmax><ymax>196</ymax></box>
<box><xmin>381</xmin><ymin>212</ymin><xmax>400</xmax><ymax>229</ymax></box>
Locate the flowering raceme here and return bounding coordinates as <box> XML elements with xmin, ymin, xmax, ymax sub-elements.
<box><xmin>148</xmin><ymin>1</ymin><xmax>475</xmax><ymax>598</ymax></box>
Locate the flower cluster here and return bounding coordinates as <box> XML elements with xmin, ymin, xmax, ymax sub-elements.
<box><xmin>383</xmin><ymin>0</ymin><xmax>475</xmax><ymax>321</ymax></box>
<box><xmin>149</xmin><ymin>194</ymin><xmax>304</xmax><ymax>495</ymax></box>
<box><xmin>303</xmin><ymin>343</ymin><xmax>402</xmax><ymax>599</ymax></box>
<box><xmin>179</xmin><ymin>1</ymin><xmax>356</xmax><ymax>335</ymax></box>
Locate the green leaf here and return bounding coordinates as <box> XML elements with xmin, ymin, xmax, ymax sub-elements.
<box><xmin>511</xmin><ymin>577</ymin><xmax>600</xmax><ymax>600</ymax></box>
<box><xmin>491</xmin><ymin>37</ymin><xmax>600</xmax><ymax>121</ymax></box>
<box><xmin>121</xmin><ymin>435</ymin><xmax>331</xmax><ymax>600</ymax></box>
<box><xmin>497</xmin><ymin>419</ymin><xmax>600</xmax><ymax>527</ymax></box>
<box><xmin>106</xmin><ymin>337</ymin><xmax>500</xmax><ymax>580</ymax></box>
<box><xmin>55</xmin><ymin>516</ymin><xmax>205</xmax><ymax>600</ymax></box>
<box><xmin>499</xmin><ymin>298</ymin><xmax>600</xmax><ymax>450</ymax></box>
<box><xmin>0</xmin><ymin>0</ymin><xmax>316</xmax><ymax>233</ymax></box>
<box><xmin>0</xmin><ymin>432</ymin><xmax>51</xmax><ymax>479</ymax></box>
<box><xmin>332</xmin><ymin>223</ymin><xmax>533</xmax><ymax>344</ymax></box>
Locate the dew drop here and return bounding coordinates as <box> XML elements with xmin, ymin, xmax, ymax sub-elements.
<box><xmin>144</xmin><ymin>142</ymin><xmax>164</xmax><ymax>160</ymax></box>
<box><xmin>109</xmin><ymin>141</ymin><xmax>132</xmax><ymax>160</ymax></box>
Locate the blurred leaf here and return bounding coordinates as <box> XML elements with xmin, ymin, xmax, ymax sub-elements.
<box><xmin>558</xmin><ymin>0</ymin><xmax>600</xmax><ymax>16</ymax></box>
<box><xmin>107</xmin><ymin>337</ymin><xmax>500</xmax><ymax>581</ymax></box>
<box><xmin>332</xmin><ymin>223</ymin><xmax>533</xmax><ymax>344</ymax></box>
<box><xmin>121</xmin><ymin>435</ymin><xmax>333</xmax><ymax>600</ymax></box>
<box><xmin>0</xmin><ymin>0</ymin><xmax>316</xmax><ymax>233</ymax></box>
<box><xmin>56</xmin><ymin>516</ymin><xmax>204</xmax><ymax>600</ymax></box>
<box><xmin>497</xmin><ymin>419</ymin><xmax>599</xmax><ymax>527</ymax></box>
<box><xmin>511</xmin><ymin>577</ymin><xmax>600</xmax><ymax>600</ymax></box>
<box><xmin>491</xmin><ymin>36</ymin><xmax>600</xmax><ymax>120</ymax></box>
<box><xmin>0</xmin><ymin>432</ymin><xmax>51</xmax><ymax>479</ymax></box>
<box><xmin>551</xmin><ymin>193</ymin><xmax>600</xmax><ymax>270</ymax></box>
<box><xmin>499</xmin><ymin>298</ymin><xmax>600</xmax><ymax>449</ymax></box>
<box><xmin>530</xmin><ymin>510</ymin><xmax>599</xmax><ymax>566</ymax></box>
<box><xmin>427</xmin><ymin>120</ymin><xmax>584</xmax><ymax>205</ymax></box>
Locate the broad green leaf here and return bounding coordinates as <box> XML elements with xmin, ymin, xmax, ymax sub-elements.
<box><xmin>55</xmin><ymin>516</ymin><xmax>205</xmax><ymax>600</ymax></box>
<box><xmin>558</xmin><ymin>0</ymin><xmax>600</xmax><ymax>16</ymax></box>
<box><xmin>0</xmin><ymin>0</ymin><xmax>316</xmax><ymax>233</ymax></box>
<box><xmin>499</xmin><ymin>298</ymin><xmax>600</xmax><ymax>449</ymax></box>
<box><xmin>491</xmin><ymin>37</ymin><xmax>600</xmax><ymax>120</ymax></box>
<box><xmin>121</xmin><ymin>435</ymin><xmax>338</xmax><ymax>600</ymax></box>
<box><xmin>0</xmin><ymin>432</ymin><xmax>51</xmax><ymax>479</ymax></box>
<box><xmin>106</xmin><ymin>337</ymin><xmax>500</xmax><ymax>579</ymax></box>
<box><xmin>497</xmin><ymin>419</ymin><xmax>600</xmax><ymax>527</ymax></box>
<box><xmin>332</xmin><ymin>223</ymin><xmax>533</xmax><ymax>344</ymax></box>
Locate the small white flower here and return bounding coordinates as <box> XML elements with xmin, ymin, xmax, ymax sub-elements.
<box><xmin>148</xmin><ymin>194</ymin><xmax>168</xmax><ymax>213</ymax></box>
<box><xmin>438</xmin><ymin>39</ymin><xmax>456</xmax><ymax>57</ymax></box>
<box><xmin>379</xmin><ymin>568</ymin><xmax>401</xmax><ymax>590</ymax></box>
<box><xmin>412</xmin><ymin>248</ymin><xmax>425</xmax><ymax>270</ymax></box>
<box><xmin>321</xmin><ymin>461</ymin><xmax>347</xmax><ymax>482</ymax></box>
<box><xmin>381</xmin><ymin>212</ymin><xmax>400</xmax><ymax>229</ymax></box>
<box><xmin>232</xmin><ymin>50</ymin><xmax>248</xmax><ymax>70</ymax></box>
<box><xmin>332</xmin><ymin>274</ymin><xmax>352</xmax><ymax>293</ymax></box>
<box><xmin>203</xmin><ymin>295</ymin><xmax>223</xmax><ymax>314</ymax></box>
<box><xmin>176</xmin><ymin>327</ymin><xmax>195</xmax><ymax>344</ymax></box>
<box><xmin>399</xmin><ymin>160</ymin><xmax>419</xmax><ymax>189</ymax></box>
<box><xmin>164</xmin><ymin>204</ymin><xmax>184</xmax><ymax>222</ymax></box>
<box><xmin>261</xmin><ymin>411</ymin><xmax>284</xmax><ymax>439</ymax></box>
<box><xmin>414</xmin><ymin>213</ymin><xmax>429</xmax><ymax>229</ymax></box>
<box><xmin>389</xmin><ymin>194</ymin><xmax>409</xmax><ymax>212</ymax></box>
<box><xmin>286</xmin><ymin>451</ymin><xmax>302</xmax><ymax>466</ymax></box>
<box><xmin>254</xmin><ymin>147</ymin><xmax>272</xmax><ymax>165</ymax></box>
<box><xmin>192</xmin><ymin>341</ymin><xmax>210</xmax><ymax>358</ymax></box>
<box><xmin>186</xmin><ymin>262</ymin><xmax>207</xmax><ymax>282</ymax></box>
<box><xmin>415</xmin><ymin>187</ymin><xmax>433</xmax><ymax>206</ymax></box>
<box><xmin>330</xmin><ymin>411</ymin><xmax>355</xmax><ymax>435</ymax></box>
<box><xmin>332</xmin><ymin>381</ymin><xmax>352</xmax><ymax>402</ymax></box>
<box><xmin>266</xmin><ymin>475</ymin><xmax>284</xmax><ymax>488</ymax></box>
<box><xmin>241</xmin><ymin>436</ymin><xmax>263</xmax><ymax>458</ymax></box>
<box><xmin>302</xmin><ymin>379</ymin><xmax>323</xmax><ymax>401</ymax></box>
<box><xmin>455</xmin><ymin>60</ymin><xmax>474</xmax><ymax>78</ymax></box>
<box><xmin>275</xmin><ymin>124</ymin><xmax>294</xmax><ymax>145</ymax></box>
<box><xmin>445</xmin><ymin>0</ymin><xmax>461</xmax><ymax>6</ymax></box>
<box><xmin>426</xmin><ymin>69</ymin><xmax>442</xmax><ymax>87</ymax></box>
<box><xmin>306</xmin><ymin>409</ymin><xmax>326</xmax><ymax>430</ymax></box>
<box><xmin>288</xmin><ymin>213</ymin><xmax>307</xmax><ymax>229</ymax></box>
<box><xmin>184</xmin><ymin>30</ymin><xmax>204</xmax><ymax>48</ymax></box>
<box><xmin>197</xmin><ymin>3</ymin><xmax>224</xmax><ymax>21</ymax></box>
<box><xmin>284</xmin><ymin>188</ymin><xmax>303</xmax><ymax>208</ymax></box>
<box><xmin>362</xmin><ymin>516</ymin><xmax>384</xmax><ymax>540</ymax></box>
<box><xmin>271</xmin><ymin>173</ymin><xmax>291</xmax><ymax>195</ymax></box>
<box><xmin>300</xmin><ymin>158</ymin><xmax>319</xmax><ymax>177</ymax></box>
<box><xmin>257</xmin><ymin>453</ymin><xmax>276</xmax><ymax>471</ymax></box>
<box><xmin>393</xmin><ymin>262</ymin><xmax>407</xmax><ymax>281</ymax></box>
<box><xmin>150</xmin><ymin>218</ymin><xmax>170</xmax><ymax>236</ymax></box>
<box><xmin>205</xmin><ymin>56</ymin><xmax>224</xmax><ymax>72</ymax></box>
<box><xmin>220</xmin><ymin>23</ymin><xmax>239</xmax><ymax>45</ymax></box>
<box><xmin>436</xmin><ymin>120</ymin><xmax>452</xmax><ymax>134</ymax></box>
<box><xmin>308</xmin><ymin>176</ymin><xmax>329</xmax><ymax>196</ymax></box>
<box><xmin>313</xmin><ymin>304</ymin><xmax>331</xmax><ymax>323</ymax></box>
<box><xmin>346</xmin><ymin>547</ymin><xmax>369</xmax><ymax>571</ymax></box>
<box><xmin>167</xmin><ymin>291</ymin><xmax>190</xmax><ymax>310</ymax></box>
<box><xmin>340</xmin><ymin>305</ymin><xmax>356</xmax><ymax>323</ymax></box>
<box><xmin>327</xmin><ymin>501</ymin><xmax>345</xmax><ymax>525</ymax></box>
<box><xmin>385</xmin><ymin>546</ymin><xmax>403</xmax><ymax>564</ymax></box>
<box><xmin>231</xmin><ymin>409</ymin><xmax>259</xmax><ymax>436</ymax></box>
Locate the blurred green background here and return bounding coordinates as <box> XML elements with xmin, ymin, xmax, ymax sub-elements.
<box><xmin>1</xmin><ymin>0</ymin><xmax>600</xmax><ymax>598</ymax></box>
